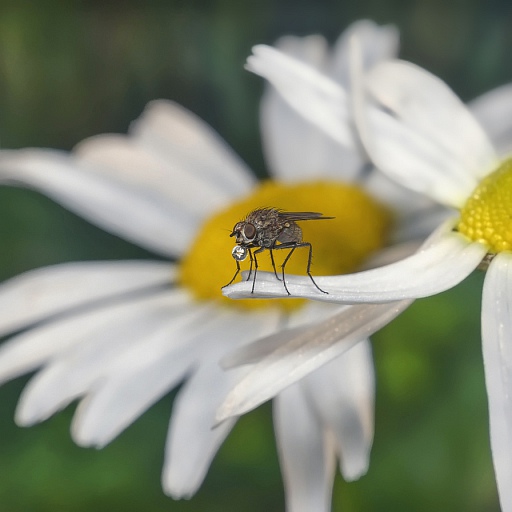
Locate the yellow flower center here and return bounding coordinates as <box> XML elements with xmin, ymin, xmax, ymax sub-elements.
<box><xmin>457</xmin><ymin>158</ymin><xmax>512</xmax><ymax>253</ymax></box>
<box><xmin>179</xmin><ymin>180</ymin><xmax>392</xmax><ymax>311</ymax></box>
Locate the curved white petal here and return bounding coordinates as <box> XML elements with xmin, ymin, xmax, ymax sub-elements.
<box><xmin>71</xmin><ymin>304</ymin><xmax>224</xmax><ymax>448</ymax></box>
<box><xmin>257</xmin><ymin>21</ymin><xmax>399</xmax><ymax>184</ymax></box>
<box><xmin>302</xmin><ymin>339</ymin><xmax>374</xmax><ymax>480</ymax></box>
<box><xmin>216</xmin><ymin>300</ymin><xmax>412</xmax><ymax>422</ymax></box>
<box><xmin>260</xmin><ymin>33</ymin><xmax>362</xmax><ymax>182</ymax></box>
<box><xmin>261</xmin><ymin>72</ymin><xmax>363</xmax><ymax>182</ymax></box>
<box><xmin>469</xmin><ymin>83</ymin><xmax>512</xmax><ymax>158</ymax></box>
<box><xmin>274</xmin><ymin>384</ymin><xmax>336</xmax><ymax>512</ymax></box>
<box><xmin>362</xmin><ymin>61</ymin><xmax>498</xmax><ymax>207</ymax></box>
<box><xmin>329</xmin><ymin>19</ymin><xmax>399</xmax><ymax>85</ymax></box>
<box><xmin>247</xmin><ymin>45</ymin><xmax>354</xmax><ymax>149</ymax></box>
<box><xmin>129</xmin><ymin>100</ymin><xmax>255</xmax><ymax>197</ymax></box>
<box><xmin>363</xmin><ymin>110</ymin><xmax>478</xmax><ymax>207</ymax></box>
<box><xmin>223</xmin><ymin>230</ymin><xmax>486</xmax><ymax>303</ymax></box>
<box><xmin>367</xmin><ymin>60</ymin><xmax>498</xmax><ymax>177</ymax></box>
<box><xmin>0</xmin><ymin>149</ymin><xmax>194</xmax><ymax>257</ymax></box>
<box><xmin>163</xmin><ymin>309</ymin><xmax>280</xmax><ymax>498</ymax></box>
<box><xmin>481</xmin><ymin>252</ymin><xmax>512</xmax><ymax>512</ymax></box>
<box><xmin>0</xmin><ymin>260</ymin><xmax>172</xmax><ymax>339</ymax></box>
<box><xmin>14</xmin><ymin>288</ymin><xmax>193</xmax><ymax>426</ymax></box>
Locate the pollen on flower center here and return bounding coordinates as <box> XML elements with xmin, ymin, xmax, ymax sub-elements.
<box><xmin>457</xmin><ymin>159</ymin><xmax>512</xmax><ymax>253</ymax></box>
<box><xmin>179</xmin><ymin>180</ymin><xmax>392</xmax><ymax>311</ymax></box>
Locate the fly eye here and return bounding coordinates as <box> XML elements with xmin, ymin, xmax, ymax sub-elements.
<box><xmin>243</xmin><ymin>223</ymin><xmax>256</xmax><ymax>241</ymax></box>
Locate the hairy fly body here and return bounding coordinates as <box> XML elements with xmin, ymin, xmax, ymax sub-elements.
<box><xmin>223</xmin><ymin>208</ymin><xmax>333</xmax><ymax>295</ymax></box>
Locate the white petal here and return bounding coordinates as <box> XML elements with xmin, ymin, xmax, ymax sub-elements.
<box><xmin>221</xmin><ymin>302</ymin><xmax>345</xmax><ymax>369</ymax></box>
<box><xmin>72</xmin><ymin>306</ymin><xmax>279</xmax><ymax>449</ymax></box>
<box><xmin>0</xmin><ymin>260</ymin><xmax>172</xmax><ymax>339</ymax></box>
<box><xmin>75</xmin><ymin>134</ymin><xmax>243</xmax><ymax>231</ymax></box>
<box><xmin>390</xmin><ymin>206</ymin><xmax>455</xmax><ymax>246</ymax></box>
<box><xmin>363</xmin><ymin>110</ymin><xmax>477</xmax><ymax>207</ymax></box>
<box><xmin>260</xmin><ymin>35</ymin><xmax>363</xmax><ymax>182</ymax></box>
<box><xmin>261</xmin><ymin>73</ymin><xmax>363</xmax><ymax>182</ymax></box>
<box><xmin>216</xmin><ymin>300</ymin><xmax>412</xmax><ymax>422</ymax></box>
<box><xmin>163</xmin><ymin>365</ymin><xmax>238</xmax><ymax>499</ymax></box>
<box><xmin>0</xmin><ymin>101</ymin><xmax>256</xmax><ymax>257</ymax></box>
<box><xmin>271</xmin><ymin>34</ymin><xmax>329</xmax><ymax>65</ymax></box>
<box><xmin>362</xmin><ymin>168</ymin><xmax>453</xmax><ymax>242</ymax></box>
<box><xmin>223</xmin><ymin>228</ymin><xmax>486</xmax><ymax>303</ymax></box>
<box><xmin>368</xmin><ymin>61</ymin><xmax>498</xmax><ymax>177</ymax></box>
<box><xmin>247</xmin><ymin>45</ymin><xmax>355</xmax><ymax>148</ymax></box>
<box><xmin>0</xmin><ymin>288</ymin><xmax>186</xmax><ymax>390</ymax></box>
<box><xmin>302</xmin><ymin>339</ymin><xmax>374</xmax><ymax>480</ymax></box>
<box><xmin>163</xmin><ymin>309</ymin><xmax>280</xmax><ymax>498</ymax></box>
<box><xmin>0</xmin><ymin>149</ymin><xmax>194</xmax><ymax>257</ymax></box>
<box><xmin>363</xmin><ymin>61</ymin><xmax>498</xmax><ymax>206</ymax></box>
<box><xmin>274</xmin><ymin>384</ymin><xmax>336</xmax><ymax>512</ymax></box>
<box><xmin>71</xmin><ymin>303</ymin><xmax>222</xmax><ymax>447</ymax></box>
<box><xmin>351</xmin><ymin>51</ymin><xmax>466</xmax><ymax>210</ymax></box>
<box><xmin>361</xmin><ymin>241</ymin><xmax>421</xmax><ymax>270</ymax></box>
<box><xmin>255</xmin><ymin>21</ymin><xmax>400</xmax><ymax>183</ymax></box>
<box><xmin>481</xmin><ymin>252</ymin><xmax>512</xmax><ymax>512</ymax></box>
<box><xmin>14</xmin><ymin>288</ymin><xmax>193</xmax><ymax>426</ymax></box>
<box><xmin>130</xmin><ymin>100</ymin><xmax>255</xmax><ymax>197</ymax></box>
<box><xmin>329</xmin><ymin>19</ymin><xmax>399</xmax><ymax>85</ymax></box>
<box><xmin>469</xmin><ymin>83</ymin><xmax>512</xmax><ymax>158</ymax></box>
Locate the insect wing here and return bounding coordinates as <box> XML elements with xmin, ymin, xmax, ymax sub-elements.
<box><xmin>276</xmin><ymin>211</ymin><xmax>334</xmax><ymax>222</ymax></box>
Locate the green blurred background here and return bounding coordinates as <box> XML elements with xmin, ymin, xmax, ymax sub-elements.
<box><xmin>0</xmin><ymin>0</ymin><xmax>510</xmax><ymax>510</ymax></box>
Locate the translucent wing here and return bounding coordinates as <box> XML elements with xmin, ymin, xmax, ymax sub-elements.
<box><xmin>276</xmin><ymin>211</ymin><xmax>334</xmax><ymax>222</ymax></box>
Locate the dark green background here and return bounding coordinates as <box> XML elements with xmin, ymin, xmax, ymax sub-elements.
<box><xmin>0</xmin><ymin>1</ymin><xmax>509</xmax><ymax>510</ymax></box>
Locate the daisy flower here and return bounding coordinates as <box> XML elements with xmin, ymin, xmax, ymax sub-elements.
<box><xmin>222</xmin><ymin>48</ymin><xmax>512</xmax><ymax>512</ymax></box>
<box><xmin>0</xmin><ymin>20</ymin><xmax>436</xmax><ymax>510</ymax></box>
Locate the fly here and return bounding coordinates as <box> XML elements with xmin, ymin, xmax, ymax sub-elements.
<box><xmin>222</xmin><ymin>207</ymin><xmax>334</xmax><ymax>295</ymax></box>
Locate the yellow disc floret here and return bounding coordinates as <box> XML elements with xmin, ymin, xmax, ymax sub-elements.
<box><xmin>179</xmin><ymin>180</ymin><xmax>392</xmax><ymax>311</ymax></box>
<box><xmin>458</xmin><ymin>158</ymin><xmax>512</xmax><ymax>253</ymax></box>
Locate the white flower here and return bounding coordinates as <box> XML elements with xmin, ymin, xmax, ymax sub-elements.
<box><xmin>223</xmin><ymin>50</ymin><xmax>512</xmax><ymax>512</ymax></box>
<box><xmin>0</xmin><ymin>20</ymin><xmax>436</xmax><ymax>511</ymax></box>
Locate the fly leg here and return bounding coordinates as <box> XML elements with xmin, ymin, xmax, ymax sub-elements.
<box><xmin>300</xmin><ymin>242</ymin><xmax>328</xmax><ymax>294</ymax></box>
<box><xmin>245</xmin><ymin>248</ymin><xmax>254</xmax><ymax>282</ymax></box>
<box><xmin>273</xmin><ymin>242</ymin><xmax>296</xmax><ymax>295</ymax></box>
<box><xmin>275</xmin><ymin>242</ymin><xmax>328</xmax><ymax>295</ymax></box>
<box><xmin>269</xmin><ymin>248</ymin><xmax>282</xmax><ymax>281</ymax></box>
<box><xmin>222</xmin><ymin>259</ymin><xmax>241</xmax><ymax>288</ymax></box>
<box><xmin>251</xmin><ymin>247</ymin><xmax>266</xmax><ymax>293</ymax></box>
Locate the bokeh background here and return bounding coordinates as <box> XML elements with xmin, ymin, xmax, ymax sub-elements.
<box><xmin>0</xmin><ymin>1</ymin><xmax>511</xmax><ymax>510</ymax></box>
